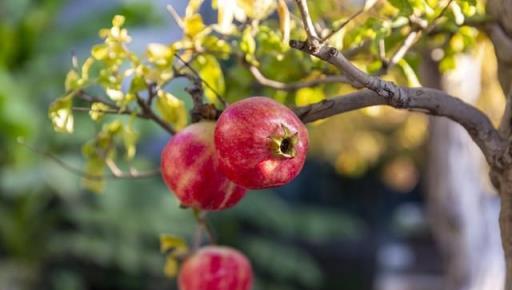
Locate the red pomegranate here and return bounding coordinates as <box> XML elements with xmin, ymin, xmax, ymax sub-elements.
<box><xmin>214</xmin><ymin>97</ymin><xmax>308</xmax><ymax>189</ymax></box>
<box><xmin>178</xmin><ymin>246</ymin><xmax>253</xmax><ymax>290</ymax></box>
<box><xmin>161</xmin><ymin>122</ymin><xmax>246</xmax><ymax>210</ymax></box>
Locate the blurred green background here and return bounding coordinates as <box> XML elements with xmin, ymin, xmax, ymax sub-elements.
<box><xmin>0</xmin><ymin>0</ymin><xmax>481</xmax><ymax>289</ymax></box>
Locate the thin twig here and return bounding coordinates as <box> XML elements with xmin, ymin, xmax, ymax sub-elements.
<box><xmin>248</xmin><ymin>65</ymin><xmax>350</xmax><ymax>90</ymax></box>
<box><xmin>193</xmin><ymin>209</ymin><xmax>216</xmax><ymax>245</ymax></box>
<box><xmin>17</xmin><ymin>138</ymin><xmax>160</xmax><ymax>180</ymax></box>
<box><xmin>377</xmin><ymin>30</ymin><xmax>421</xmax><ymax>75</ymax></box>
<box><xmin>174</xmin><ymin>54</ymin><xmax>228</xmax><ymax>107</ymax></box>
<box><xmin>77</xmin><ymin>91</ymin><xmax>175</xmax><ymax>134</ymax></box>
<box><xmin>294</xmin><ymin>0</ymin><xmax>319</xmax><ymax>40</ymax></box>
<box><xmin>166</xmin><ymin>4</ymin><xmax>184</xmax><ymax>29</ymax></box>
<box><xmin>72</xmin><ymin>106</ymin><xmax>144</xmax><ymax>118</ymax></box>
<box><xmin>321</xmin><ymin>8</ymin><xmax>365</xmax><ymax>42</ymax></box>
<box><xmin>135</xmin><ymin>93</ymin><xmax>176</xmax><ymax>134</ymax></box>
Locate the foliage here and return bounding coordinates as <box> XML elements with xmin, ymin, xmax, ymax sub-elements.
<box><xmin>0</xmin><ymin>0</ymin><xmax>503</xmax><ymax>289</ymax></box>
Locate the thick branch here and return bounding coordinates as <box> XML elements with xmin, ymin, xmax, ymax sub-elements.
<box><xmin>294</xmin><ymin>89</ymin><xmax>504</xmax><ymax>167</ymax></box>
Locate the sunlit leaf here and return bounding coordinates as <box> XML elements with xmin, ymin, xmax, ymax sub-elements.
<box><xmin>194</xmin><ymin>55</ymin><xmax>225</xmax><ymax>104</ymax></box>
<box><xmin>213</xmin><ymin>0</ymin><xmax>237</xmax><ymax>34</ymax></box>
<box><xmin>387</xmin><ymin>0</ymin><xmax>413</xmax><ymax>16</ymax></box>
<box><xmin>160</xmin><ymin>234</ymin><xmax>188</xmax><ymax>253</ymax></box>
<box><xmin>295</xmin><ymin>87</ymin><xmax>325</xmax><ymax>106</ymax></box>
<box><xmin>89</xmin><ymin>102</ymin><xmax>111</xmax><ymax>121</ymax></box>
<box><xmin>112</xmin><ymin>15</ymin><xmax>126</xmax><ymax>27</ymax></box>
<box><xmin>91</xmin><ymin>44</ymin><xmax>109</xmax><ymax>60</ymax></box>
<box><xmin>163</xmin><ymin>256</ymin><xmax>179</xmax><ymax>278</ymax></box>
<box><xmin>277</xmin><ymin>0</ymin><xmax>290</xmax><ymax>44</ymax></box>
<box><xmin>64</xmin><ymin>69</ymin><xmax>80</xmax><ymax>91</ymax></box>
<box><xmin>49</xmin><ymin>94</ymin><xmax>74</xmax><ymax>133</ymax></box>
<box><xmin>185</xmin><ymin>0</ymin><xmax>204</xmax><ymax>17</ymax></box>
<box><xmin>146</xmin><ymin>43</ymin><xmax>175</xmax><ymax>67</ymax></box>
<box><xmin>106</xmin><ymin>88</ymin><xmax>124</xmax><ymax>101</ymax></box>
<box><xmin>240</xmin><ymin>26</ymin><xmax>258</xmax><ymax>65</ymax></box>
<box><xmin>236</xmin><ymin>0</ymin><xmax>276</xmax><ymax>20</ymax></box>
<box><xmin>122</xmin><ymin>120</ymin><xmax>138</xmax><ymax>160</ymax></box>
<box><xmin>184</xmin><ymin>14</ymin><xmax>206</xmax><ymax>38</ymax></box>
<box><xmin>201</xmin><ymin>35</ymin><xmax>231</xmax><ymax>59</ymax></box>
<box><xmin>450</xmin><ymin>2</ymin><xmax>465</xmax><ymax>25</ymax></box>
<box><xmin>156</xmin><ymin>90</ymin><xmax>188</xmax><ymax>130</ymax></box>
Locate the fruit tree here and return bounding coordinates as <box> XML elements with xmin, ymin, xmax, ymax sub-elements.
<box><xmin>48</xmin><ymin>0</ymin><xmax>512</xmax><ymax>289</ymax></box>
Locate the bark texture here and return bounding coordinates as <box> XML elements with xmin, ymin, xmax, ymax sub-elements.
<box><xmin>487</xmin><ymin>0</ymin><xmax>512</xmax><ymax>288</ymax></box>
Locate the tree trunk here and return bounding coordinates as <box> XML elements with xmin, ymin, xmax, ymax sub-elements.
<box><xmin>422</xmin><ymin>53</ymin><xmax>505</xmax><ymax>290</ymax></box>
<box><xmin>486</xmin><ymin>0</ymin><xmax>512</xmax><ymax>287</ymax></box>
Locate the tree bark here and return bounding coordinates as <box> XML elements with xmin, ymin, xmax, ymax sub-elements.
<box><xmin>422</xmin><ymin>53</ymin><xmax>505</xmax><ymax>290</ymax></box>
<box><xmin>486</xmin><ymin>0</ymin><xmax>512</xmax><ymax>287</ymax></box>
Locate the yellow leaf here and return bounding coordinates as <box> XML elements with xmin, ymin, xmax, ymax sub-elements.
<box><xmin>91</xmin><ymin>44</ymin><xmax>109</xmax><ymax>60</ymax></box>
<box><xmin>156</xmin><ymin>90</ymin><xmax>188</xmax><ymax>130</ymax></box>
<box><xmin>214</xmin><ymin>0</ymin><xmax>236</xmax><ymax>34</ymax></box>
<box><xmin>146</xmin><ymin>43</ymin><xmax>174</xmax><ymax>67</ymax></box>
<box><xmin>185</xmin><ymin>0</ymin><xmax>204</xmax><ymax>17</ymax></box>
<box><xmin>81</xmin><ymin>57</ymin><xmax>95</xmax><ymax>83</ymax></box>
<box><xmin>277</xmin><ymin>0</ymin><xmax>290</xmax><ymax>44</ymax></box>
<box><xmin>122</xmin><ymin>121</ymin><xmax>138</xmax><ymax>160</ymax></box>
<box><xmin>236</xmin><ymin>0</ymin><xmax>276</xmax><ymax>19</ymax></box>
<box><xmin>163</xmin><ymin>256</ymin><xmax>179</xmax><ymax>278</ymax></box>
<box><xmin>194</xmin><ymin>55</ymin><xmax>225</xmax><ymax>104</ymax></box>
<box><xmin>106</xmin><ymin>88</ymin><xmax>124</xmax><ymax>101</ymax></box>
<box><xmin>184</xmin><ymin>14</ymin><xmax>206</xmax><ymax>38</ymax></box>
<box><xmin>89</xmin><ymin>102</ymin><xmax>111</xmax><ymax>121</ymax></box>
<box><xmin>160</xmin><ymin>234</ymin><xmax>189</xmax><ymax>253</ymax></box>
<box><xmin>49</xmin><ymin>94</ymin><xmax>74</xmax><ymax>133</ymax></box>
<box><xmin>295</xmin><ymin>87</ymin><xmax>325</xmax><ymax>106</ymax></box>
<box><xmin>64</xmin><ymin>70</ymin><xmax>80</xmax><ymax>91</ymax></box>
<box><xmin>112</xmin><ymin>15</ymin><xmax>126</xmax><ymax>27</ymax></box>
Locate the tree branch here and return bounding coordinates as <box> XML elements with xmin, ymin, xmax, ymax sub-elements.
<box><xmin>248</xmin><ymin>65</ymin><xmax>350</xmax><ymax>90</ymax></box>
<box><xmin>293</xmin><ymin>88</ymin><xmax>505</xmax><ymax>165</ymax></box>
<box><xmin>294</xmin><ymin>0</ymin><xmax>319</xmax><ymax>40</ymax></box>
<box><xmin>289</xmin><ymin>2</ymin><xmax>505</xmax><ymax>165</ymax></box>
<box><xmin>135</xmin><ymin>93</ymin><xmax>176</xmax><ymax>134</ymax></box>
<box><xmin>76</xmin><ymin>91</ymin><xmax>176</xmax><ymax>134</ymax></box>
<box><xmin>18</xmin><ymin>139</ymin><xmax>160</xmax><ymax>180</ymax></box>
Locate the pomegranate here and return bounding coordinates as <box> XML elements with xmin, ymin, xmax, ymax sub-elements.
<box><xmin>178</xmin><ymin>246</ymin><xmax>253</xmax><ymax>290</ymax></box>
<box><xmin>214</xmin><ymin>97</ymin><xmax>308</xmax><ymax>189</ymax></box>
<box><xmin>161</xmin><ymin>122</ymin><xmax>246</xmax><ymax>210</ymax></box>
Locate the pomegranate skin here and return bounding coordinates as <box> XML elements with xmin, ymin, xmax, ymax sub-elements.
<box><xmin>214</xmin><ymin>97</ymin><xmax>308</xmax><ymax>189</ymax></box>
<box><xmin>178</xmin><ymin>246</ymin><xmax>253</xmax><ymax>290</ymax></box>
<box><xmin>161</xmin><ymin>122</ymin><xmax>246</xmax><ymax>210</ymax></box>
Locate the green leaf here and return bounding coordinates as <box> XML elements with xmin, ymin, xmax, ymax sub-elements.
<box><xmin>387</xmin><ymin>0</ymin><xmax>413</xmax><ymax>16</ymax></box>
<box><xmin>439</xmin><ymin>54</ymin><xmax>456</xmax><ymax>72</ymax></box>
<box><xmin>64</xmin><ymin>70</ymin><xmax>80</xmax><ymax>91</ymax></box>
<box><xmin>49</xmin><ymin>94</ymin><xmax>74</xmax><ymax>133</ymax></box>
<box><xmin>155</xmin><ymin>90</ymin><xmax>188</xmax><ymax>130</ymax></box>
<box><xmin>240</xmin><ymin>26</ymin><xmax>258</xmax><ymax>65</ymax></box>
<box><xmin>82</xmin><ymin>157</ymin><xmax>105</xmax><ymax>193</ymax></box>
<box><xmin>194</xmin><ymin>55</ymin><xmax>225</xmax><ymax>105</ymax></box>
<box><xmin>201</xmin><ymin>35</ymin><xmax>231</xmax><ymax>59</ymax></box>
<box><xmin>122</xmin><ymin>120</ymin><xmax>138</xmax><ymax>160</ymax></box>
